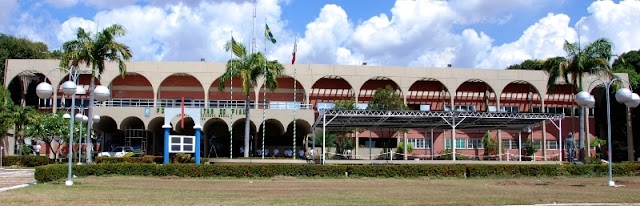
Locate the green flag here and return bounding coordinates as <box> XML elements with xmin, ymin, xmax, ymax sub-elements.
<box><xmin>265</xmin><ymin>24</ymin><xmax>277</xmax><ymax>44</ymax></box>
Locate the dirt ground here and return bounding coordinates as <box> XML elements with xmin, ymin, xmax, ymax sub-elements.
<box><xmin>2</xmin><ymin>176</ymin><xmax>640</xmax><ymax>205</ymax></box>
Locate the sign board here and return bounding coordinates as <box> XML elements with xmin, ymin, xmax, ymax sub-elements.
<box><xmin>169</xmin><ymin>135</ymin><xmax>195</xmax><ymax>153</ymax></box>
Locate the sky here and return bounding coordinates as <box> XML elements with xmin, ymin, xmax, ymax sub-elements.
<box><xmin>1</xmin><ymin>0</ymin><xmax>639</xmax><ymax>69</ymax></box>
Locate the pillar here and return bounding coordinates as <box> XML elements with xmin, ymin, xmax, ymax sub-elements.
<box><xmin>194</xmin><ymin>125</ymin><xmax>202</xmax><ymax>165</ymax></box>
<box><xmin>162</xmin><ymin>125</ymin><xmax>171</xmax><ymax>164</ymax></box>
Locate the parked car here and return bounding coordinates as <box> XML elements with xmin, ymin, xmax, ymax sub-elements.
<box><xmin>97</xmin><ymin>146</ymin><xmax>135</xmax><ymax>157</ymax></box>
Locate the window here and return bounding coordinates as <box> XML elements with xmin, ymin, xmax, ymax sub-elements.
<box><xmin>501</xmin><ymin>140</ymin><xmax>518</xmax><ymax>149</ymax></box>
<box><xmin>419</xmin><ymin>105</ymin><xmax>431</xmax><ymax>111</ymax></box>
<box><xmin>546</xmin><ymin>141</ymin><xmax>558</xmax><ymax>150</ymax></box>
<box><xmin>446</xmin><ymin>139</ymin><xmax>466</xmax><ymax>149</ymax></box>
<box><xmin>532</xmin><ymin>107</ymin><xmax>542</xmax><ymax>113</ymax></box>
<box><xmin>356</xmin><ymin>103</ymin><xmax>368</xmax><ymax>109</ymax></box>
<box><xmin>500</xmin><ymin>106</ymin><xmax>519</xmax><ymax>113</ymax></box>
<box><xmin>316</xmin><ymin>102</ymin><xmax>335</xmax><ymax>110</ymax></box>
<box><xmin>467</xmin><ymin>139</ymin><xmax>484</xmax><ymax>149</ymax></box>
<box><xmin>445</xmin><ymin>105</ymin><xmax>476</xmax><ymax>112</ymax></box>
<box><xmin>408</xmin><ymin>138</ymin><xmax>429</xmax><ymax>149</ymax></box>
<box><xmin>533</xmin><ymin>140</ymin><xmax>543</xmax><ymax>150</ymax></box>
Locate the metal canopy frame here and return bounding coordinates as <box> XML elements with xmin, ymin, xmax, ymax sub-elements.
<box><xmin>312</xmin><ymin>110</ymin><xmax>563</xmax><ymax>131</ymax></box>
<box><xmin>311</xmin><ymin>109</ymin><xmax>565</xmax><ymax>165</ymax></box>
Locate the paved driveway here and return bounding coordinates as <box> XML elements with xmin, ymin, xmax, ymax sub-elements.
<box><xmin>0</xmin><ymin>169</ymin><xmax>35</xmax><ymax>191</ymax></box>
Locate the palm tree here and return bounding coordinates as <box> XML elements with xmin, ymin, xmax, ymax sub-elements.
<box><xmin>218</xmin><ymin>40</ymin><xmax>284</xmax><ymax>158</ymax></box>
<box><xmin>545</xmin><ymin>38</ymin><xmax>614</xmax><ymax>162</ymax></box>
<box><xmin>60</xmin><ymin>24</ymin><xmax>132</xmax><ymax>162</ymax></box>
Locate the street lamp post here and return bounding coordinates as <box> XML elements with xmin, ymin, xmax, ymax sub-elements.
<box><xmin>35</xmin><ymin>68</ymin><xmax>110</xmax><ymax>186</ymax></box>
<box><xmin>575</xmin><ymin>77</ymin><xmax>640</xmax><ymax>187</ymax></box>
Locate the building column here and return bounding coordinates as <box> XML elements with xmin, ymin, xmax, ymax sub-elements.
<box><xmin>354</xmin><ymin>132</ymin><xmax>359</xmax><ymax>159</ymax></box>
<box><xmin>162</xmin><ymin>124</ymin><xmax>172</xmax><ymax>164</ymax></box>
<box><xmin>194</xmin><ymin>125</ymin><xmax>202</xmax><ymax>165</ymax></box>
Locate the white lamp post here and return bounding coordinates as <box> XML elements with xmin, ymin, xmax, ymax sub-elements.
<box><xmin>35</xmin><ymin>68</ymin><xmax>108</xmax><ymax>186</ymax></box>
<box><xmin>575</xmin><ymin>78</ymin><xmax>639</xmax><ymax>187</ymax></box>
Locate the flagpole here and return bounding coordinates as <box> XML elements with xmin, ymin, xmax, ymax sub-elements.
<box><xmin>230</xmin><ymin>31</ymin><xmax>234</xmax><ymax>159</ymax></box>
<box><xmin>261</xmin><ymin>18</ymin><xmax>267</xmax><ymax>159</ymax></box>
<box><xmin>292</xmin><ymin>34</ymin><xmax>297</xmax><ymax>160</ymax></box>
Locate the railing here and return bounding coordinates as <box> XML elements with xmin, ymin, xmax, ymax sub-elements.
<box><xmin>91</xmin><ymin>98</ymin><xmax>312</xmax><ymax>110</ymax></box>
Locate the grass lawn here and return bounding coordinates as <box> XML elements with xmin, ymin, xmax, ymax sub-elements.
<box><xmin>2</xmin><ymin>176</ymin><xmax>640</xmax><ymax>205</ymax></box>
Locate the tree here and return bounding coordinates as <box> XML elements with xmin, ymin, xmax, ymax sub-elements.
<box><xmin>612</xmin><ymin>50</ymin><xmax>640</xmax><ymax>89</ymax></box>
<box><xmin>0</xmin><ymin>85</ymin><xmax>15</xmax><ymax>155</ymax></box>
<box><xmin>367</xmin><ymin>85</ymin><xmax>408</xmax><ymax>110</ymax></box>
<box><xmin>482</xmin><ymin>130</ymin><xmax>500</xmax><ymax>159</ymax></box>
<box><xmin>506</xmin><ymin>59</ymin><xmax>545</xmax><ymax>70</ymax></box>
<box><xmin>545</xmin><ymin>38</ymin><xmax>614</xmax><ymax>163</ymax></box>
<box><xmin>25</xmin><ymin>111</ymin><xmax>70</xmax><ymax>160</ymax></box>
<box><xmin>334</xmin><ymin>98</ymin><xmax>356</xmax><ymax>110</ymax></box>
<box><xmin>60</xmin><ymin>24</ymin><xmax>132</xmax><ymax>162</ymax></box>
<box><xmin>0</xmin><ymin>33</ymin><xmax>51</xmax><ymax>85</ymax></box>
<box><xmin>218</xmin><ymin>40</ymin><xmax>285</xmax><ymax>158</ymax></box>
<box><xmin>9</xmin><ymin>105</ymin><xmax>37</xmax><ymax>155</ymax></box>
<box><xmin>367</xmin><ymin>85</ymin><xmax>408</xmax><ymax>159</ymax></box>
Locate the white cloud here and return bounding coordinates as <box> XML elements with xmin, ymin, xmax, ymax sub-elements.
<box><xmin>576</xmin><ymin>0</ymin><xmax>640</xmax><ymax>55</ymax></box>
<box><xmin>477</xmin><ymin>13</ymin><xmax>577</xmax><ymax>69</ymax></box>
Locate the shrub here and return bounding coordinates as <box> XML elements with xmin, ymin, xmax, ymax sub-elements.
<box><xmin>2</xmin><ymin>155</ymin><xmax>49</xmax><ymax>167</ymax></box>
<box><xmin>34</xmin><ymin>162</ymin><xmax>640</xmax><ymax>183</ymax></box>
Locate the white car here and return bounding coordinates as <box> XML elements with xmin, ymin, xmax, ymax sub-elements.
<box><xmin>98</xmin><ymin>146</ymin><xmax>134</xmax><ymax>157</ymax></box>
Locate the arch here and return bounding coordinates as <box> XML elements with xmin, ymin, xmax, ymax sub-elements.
<box><xmin>454</xmin><ymin>79</ymin><xmax>496</xmax><ymax>112</ymax></box>
<box><xmin>282</xmin><ymin>119</ymin><xmax>312</xmax><ymax>147</ymax></box>
<box><xmin>158</xmin><ymin>73</ymin><xmax>205</xmax><ymax>106</ymax></box>
<box><xmin>93</xmin><ymin>116</ymin><xmax>118</xmax><ymax>133</ymax></box>
<box><xmin>175</xmin><ymin>117</ymin><xmax>196</xmax><ymax>135</ymax></box>
<box><xmin>544</xmin><ymin>84</ymin><xmax>576</xmax><ymax>108</ymax></box>
<box><xmin>358</xmin><ymin>76</ymin><xmax>403</xmax><ymax>104</ymax></box>
<box><xmin>231</xmin><ymin>118</ymin><xmax>258</xmax><ymax>157</ymax></box>
<box><xmin>258</xmin><ymin>75</ymin><xmax>308</xmax><ymax>105</ymax></box>
<box><xmin>310</xmin><ymin>76</ymin><xmax>355</xmax><ymax>109</ymax></box>
<box><xmin>208</xmin><ymin>75</ymin><xmax>256</xmax><ymax>107</ymax></box>
<box><xmin>93</xmin><ymin>115</ymin><xmax>119</xmax><ymax>153</ymax></box>
<box><xmin>110</xmin><ymin>72</ymin><xmax>154</xmax><ymax>99</ymax></box>
<box><xmin>147</xmin><ymin>117</ymin><xmax>165</xmax><ymax>156</ymax></box>
<box><xmin>7</xmin><ymin>72</ymin><xmax>49</xmax><ymax>107</ymax></box>
<box><xmin>500</xmin><ymin>80</ymin><xmax>542</xmax><ymax>113</ymax></box>
<box><xmin>203</xmin><ymin>118</ymin><xmax>231</xmax><ymax>157</ymax></box>
<box><xmin>56</xmin><ymin>73</ymin><xmax>101</xmax><ymax>107</ymax></box>
<box><xmin>255</xmin><ymin>119</ymin><xmax>286</xmax><ymax>154</ymax></box>
<box><xmin>120</xmin><ymin>116</ymin><xmax>145</xmax><ymax>130</ymax></box>
<box><xmin>407</xmin><ymin>78</ymin><xmax>450</xmax><ymax>111</ymax></box>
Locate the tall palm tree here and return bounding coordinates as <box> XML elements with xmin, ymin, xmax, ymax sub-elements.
<box><xmin>60</xmin><ymin>24</ymin><xmax>132</xmax><ymax>163</ymax></box>
<box><xmin>218</xmin><ymin>40</ymin><xmax>284</xmax><ymax>158</ymax></box>
<box><xmin>545</xmin><ymin>38</ymin><xmax>614</xmax><ymax>162</ymax></box>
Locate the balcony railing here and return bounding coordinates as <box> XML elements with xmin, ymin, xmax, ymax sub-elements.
<box><xmin>88</xmin><ymin>98</ymin><xmax>312</xmax><ymax>110</ymax></box>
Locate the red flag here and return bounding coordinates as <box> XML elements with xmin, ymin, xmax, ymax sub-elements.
<box><xmin>291</xmin><ymin>38</ymin><xmax>297</xmax><ymax>64</ymax></box>
<box><xmin>181</xmin><ymin>96</ymin><xmax>185</xmax><ymax>128</ymax></box>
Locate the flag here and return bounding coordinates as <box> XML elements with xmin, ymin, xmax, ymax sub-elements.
<box><xmin>291</xmin><ymin>38</ymin><xmax>297</xmax><ymax>64</ymax></box>
<box><xmin>231</xmin><ymin>37</ymin><xmax>243</xmax><ymax>56</ymax></box>
<box><xmin>180</xmin><ymin>96</ymin><xmax>185</xmax><ymax>128</ymax></box>
<box><xmin>265</xmin><ymin>24</ymin><xmax>277</xmax><ymax>44</ymax></box>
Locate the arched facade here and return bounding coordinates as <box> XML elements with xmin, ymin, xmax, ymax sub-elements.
<box><xmin>4</xmin><ymin>59</ymin><xmax>631</xmax><ymax>161</ymax></box>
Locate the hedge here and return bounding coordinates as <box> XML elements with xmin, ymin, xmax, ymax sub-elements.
<box><xmin>34</xmin><ymin>163</ymin><xmax>640</xmax><ymax>183</ymax></box>
<box><xmin>2</xmin><ymin>155</ymin><xmax>50</xmax><ymax>167</ymax></box>
<box><xmin>96</xmin><ymin>156</ymin><xmax>163</xmax><ymax>164</ymax></box>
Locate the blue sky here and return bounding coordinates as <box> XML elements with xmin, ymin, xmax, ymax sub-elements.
<box><xmin>1</xmin><ymin>0</ymin><xmax>638</xmax><ymax>69</ymax></box>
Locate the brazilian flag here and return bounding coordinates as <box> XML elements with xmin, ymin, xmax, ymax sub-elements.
<box><xmin>265</xmin><ymin>24</ymin><xmax>277</xmax><ymax>44</ymax></box>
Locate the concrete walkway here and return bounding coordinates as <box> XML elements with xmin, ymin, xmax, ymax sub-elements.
<box><xmin>0</xmin><ymin>168</ymin><xmax>36</xmax><ymax>192</ymax></box>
